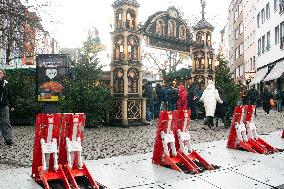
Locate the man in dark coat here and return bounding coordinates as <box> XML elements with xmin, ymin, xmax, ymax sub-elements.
<box><xmin>261</xmin><ymin>87</ymin><xmax>272</xmax><ymax>115</ymax></box>
<box><xmin>188</xmin><ymin>83</ymin><xmax>199</xmax><ymax>120</ymax></box>
<box><xmin>248</xmin><ymin>86</ymin><xmax>259</xmax><ymax>115</ymax></box>
<box><xmin>143</xmin><ymin>81</ymin><xmax>154</xmax><ymax>121</ymax></box>
<box><xmin>164</xmin><ymin>82</ymin><xmax>178</xmax><ymax>111</ymax></box>
<box><xmin>0</xmin><ymin>69</ymin><xmax>14</xmax><ymax>145</ymax></box>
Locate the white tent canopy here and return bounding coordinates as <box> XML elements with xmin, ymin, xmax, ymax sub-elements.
<box><xmin>250</xmin><ymin>67</ymin><xmax>268</xmax><ymax>85</ymax></box>
<box><xmin>263</xmin><ymin>60</ymin><xmax>284</xmax><ymax>82</ymax></box>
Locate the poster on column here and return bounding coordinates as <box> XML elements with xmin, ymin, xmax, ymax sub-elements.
<box><xmin>36</xmin><ymin>54</ymin><xmax>68</xmax><ymax>102</ymax></box>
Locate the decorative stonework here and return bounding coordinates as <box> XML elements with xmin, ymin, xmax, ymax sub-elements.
<box><xmin>142</xmin><ymin>6</ymin><xmax>193</xmax><ymax>52</ymax></box>
<box><xmin>110</xmin><ymin>0</ymin><xmax>145</xmax><ymax>126</ymax></box>
<box><xmin>112</xmin><ymin>0</ymin><xmax>140</xmax><ymax>8</ymax></box>
<box><xmin>127</xmin><ymin>100</ymin><xmax>142</xmax><ymax>119</ymax></box>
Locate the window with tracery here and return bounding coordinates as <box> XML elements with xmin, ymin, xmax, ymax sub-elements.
<box><xmin>126</xmin><ymin>9</ymin><xmax>136</xmax><ymax>29</ymax></box>
<box><xmin>179</xmin><ymin>25</ymin><xmax>186</xmax><ymax>40</ymax></box>
<box><xmin>206</xmin><ymin>32</ymin><xmax>212</xmax><ymax>46</ymax></box>
<box><xmin>168</xmin><ymin>19</ymin><xmax>176</xmax><ymax>37</ymax></box>
<box><xmin>156</xmin><ymin>19</ymin><xmax>165</xmax><ymax>36</ymax></box>
<box><xmin>194</xmin><ymin>51</ymin><xmax>205</xmax><ymax>69</ymax></box>
<box><xmin>128</xmin><ymin>68</ymin><xmax>139</xmax><ymax>93</ymax></box>
<box><xmin>114</xmin><ymin>35</ymin><xmax>124</xmax><ymax>61</ymax></box>
<box><xmin>114</xmin><ymin>68</ymin><xmax>124</xmax><ymax>93</ymax></box>
<box><xmin>127</xmin><ymin>35</ymin><xmax>139</xmax><ymax>62</ymax></box>
<box><xmin>196</xmin><ymin>31</ymin><xmax>204</xmax><ymax>44</ymax></box>
<box><xmin>207</xmin><ymin>52</ymin><xmax>213</xmax><ymax>70</ymax></box>
<box><xmin>116</xmin><ymin>9</ymin><xmax>123</xmax><ymax>28</ymax></box>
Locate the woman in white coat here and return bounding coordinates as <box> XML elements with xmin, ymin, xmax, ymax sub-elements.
<box><xmin>200</xmin><ymin>80</ymin><xmax>223</xmax><ymax>128</ymax></box>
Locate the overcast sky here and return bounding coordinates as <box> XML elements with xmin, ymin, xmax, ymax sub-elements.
<box><xmin>26</xmin><ymin>0</ymin><xmax>231</xmax><ymax>49</ymax></box>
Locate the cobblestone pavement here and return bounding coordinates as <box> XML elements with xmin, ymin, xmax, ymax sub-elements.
<box><xmin>0</xmin><ymin>109</ymin><xmax>283</xmax><ymax>170</ymax></box>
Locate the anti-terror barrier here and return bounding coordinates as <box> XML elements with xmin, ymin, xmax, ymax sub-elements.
<box><xmin>32</xmin><ymin>113</ymin><xmax>105</xmax><ymax>189</ymax></box>
<box><xmin>227</xmin><ymin>105</ymin><xmax>279</xmax><ymax>154</ymax></box>
<box><xmin>152</xmin><ymin>109</ymin><xmax>218</xmax><ymax>174</ymax></box>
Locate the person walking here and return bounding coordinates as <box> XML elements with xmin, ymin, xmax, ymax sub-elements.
<box><xmin>164</xmin><ymin>82</ymin><xmax>178</xmax><ymax>111</ymax></box>
<box><xmin>200</xmin><ymin>80</ymin><xmax>223</xmax><ymax>128</ymax></box>
<box><xmin>261</xmin><ymin>87</ymin><xmax>272</xmax><ymax>115</ymax></box>
<box><xmin>0</xmin><ymin>69</ymin><xmax>14</xmax><ymax>145</ymax></box>
<box><xmin>248</xmin><ymin>86</ymin><xmax>259</xmax><ymax>116</ymax></box>
<box><xmin>143</xmin><ymin>81</ymin><xmax>154</xmax><ymax>122</ymax></box>
<box><xmin>188</xmin><ymin>83</ymin><xmax>199</xmax><ymax>120</ymax></box>
<box><xmin>177</xmin><ymin>84</ymin><xmax>188</xmax><ymax>110</ymax></box>
<box><xmin>275</xmin><ymin>89</ymin><xmax>282</xmax><ymax>112</ymax></box>
<box><xmin>154</xmin><ymin>83</ymin><xmax>163</xmax><ymax>117</ymax></box>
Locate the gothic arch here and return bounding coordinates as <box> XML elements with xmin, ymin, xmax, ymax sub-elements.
<box><xmin>156</xmin><ymin>19</ymin><xmax>165</xmax><ymax>36</ymax></box>
<box><xmin>207</xmin><ymin>51</ymin><xmax>213</xmax><ymax>70</ymax></box>
<box><xmin>168</xmin><ymin>19</ymin><xmax>176</xmax><ymax>37</ymax></box>
<box><xmin>194</xmin><ymin>51</ymin><xmax>205</xmax><ymax>69</ymax></box>
<box><xmin>114</xmin><ymin>35</ymin><xmax>124</xmax><ymax>61</ymax></box>
<box><xmin>126</xmin><ymin>8</ymin><xmax>136</xmax><ymax>29</ymax></box>
<box><xmin>179</xmin><ymin>25</ymin><xmax>186</xmax><ymax>40</ymax></box>
<box><xmin>113</xmin><ymin>68</ymin><xmax>124</xmax><ymax>93</ymax></box>
<box><xmin>206</xmin><ymin>31</ymin><xmax>212</xmax><ymax>46</ymax></box>
<box><xmin>127</xmin><ymin>68</ymin><xmax>139</xmax><ymax>93</ymax></box>
<box><xmin>115</xmin><ymin>8</ymin><xmax>123</xmax><ymax>28</ymax></box>
<box><xmin>196</xmin><ymin>31</ymin><xmax>204</xmax><ymax>44</ymax></box>
<box><xmin>127</xmin><ymin>35</ymin><xmax>139</xmax><ymax>62</ymax></box>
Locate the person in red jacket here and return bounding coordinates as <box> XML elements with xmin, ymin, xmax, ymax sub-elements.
<box><xmin>177</xmin><ymin>84</ymin><xmax>188</xmax><ymax>110</ymax></box>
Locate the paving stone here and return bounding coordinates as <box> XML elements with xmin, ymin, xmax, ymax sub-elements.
<box><xmin>0</xmin><ymin>109</ymin><xmax>283</xmax><ymax>170</ymax></box>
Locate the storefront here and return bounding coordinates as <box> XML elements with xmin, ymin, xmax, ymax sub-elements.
<box><xmin>263</xmin><ymin>59</ymin><xmax>284</xmax><ymax>92</ymax></box>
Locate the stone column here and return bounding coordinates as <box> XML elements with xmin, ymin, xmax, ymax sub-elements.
<box><xmin>204</xmin><ymin>49</ymin><xmax>208</xmax><ymax>71</ymax></box>
<box><xmin>142</xmin><ymin>98</ymin><xmax>147</xmax><ymax>123</ymax></box>
<box><xmin>123</xmin><ymin>65</ymin><xmax>128</xmax><ymax>96</ymax></box>
<box><xmin>139</xmin><ymin>68</ymin><xmax>143</xmax><ymax>97</ymax></box>
<box><xmin>122</xmin><ymin>98</ymin><xmax>128</xmax><ymax>126</ymax></box>
<box><xmin>110</xmin><ymin>67</ymin><xmax>114</xmax><ymax>95</ymax></box>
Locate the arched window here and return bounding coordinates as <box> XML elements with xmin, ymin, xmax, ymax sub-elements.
<box><xmin>127</xmin><ymin>35</ymin><xmax>139</xmax><ymax>62</ymax></box>
<box><xmin>179</xmin><ymin>25</ymin><xmax>186</xmax><ymax>40</ymax></box>
<box><xmin>156</xmin><ymin>19</ymin><xmax>165</xmax><ymax>36</ymax></box>
<box><xmin>194</xmin><ymin>51</ymin><xmax>205</xmax><ymax>69</ymax></box>
<box><xmin>114</xmin><ymin>68</ymin><xmax>124</xmax><ymax>93</ymax></box>
<box><xmin>114</xmin><ymin>35</ymin><xmax>124</xmax><ymax>61</ymax></box>
<box><xmin>126</xmin><ymin>9</ymin><xmax>136</xmax><ymax>29</ymax></box>
<box><xmin>196</xmin><ymin>31</ymin><xmax>204</xmax><ymax>44</ymax></box>
<box><xmin>116</xmin><ymin>9</ymin><xmax>123</xmax><ymax>28</ymax></box>
<box><xmin>206</xmin><ymin>32</ymin><xmax>212</xmax><ymax>46</ymax></box>
<box><xmin>168</xmin><ymin>19</ymin><xmax>176</xmax><ymax>37</ymax></box>
<box><xmin>207</xmin><ymin>52</ymin><xmax>213</xmax><ymax>70</ymax></box>
<box><xmin>128</xmin><ymin>68</ymin><xmax>139</xmax><ymax>93</ymax></box>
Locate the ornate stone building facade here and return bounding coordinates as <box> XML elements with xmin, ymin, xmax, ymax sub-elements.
<box><xmin>191</xmin><ymin>0</ymin><xmax>216</xmax><ymax>85</ymax></box>
<box><xmin>110</xmin><ymin>0</ymin><xmax>216</xmax><ymax>126</ymax></box>
<box><xmin>110</xmin><ymin>0</ymin><xmax>146</xmax><ymax>126</ymax></box>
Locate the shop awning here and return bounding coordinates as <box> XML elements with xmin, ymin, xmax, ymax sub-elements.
<box><xmin>263</xmin><ymin>60</ymin><xmax>284</xmax><ymax>82</ymax></box>
<box><xmin>250</xmin><ymin>67</ymin><xmax>268</xmax><ymax>85</ymax></box>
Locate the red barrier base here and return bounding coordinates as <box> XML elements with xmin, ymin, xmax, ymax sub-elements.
<box><xmin>64</xmin><ymin>163</ymin><xmax>100</xmax><ymax>189</ymax></box>
<box><xmin>38</xmin><ymin>165</ymin><xmax>71</xmax><ymax>189</ymax></box>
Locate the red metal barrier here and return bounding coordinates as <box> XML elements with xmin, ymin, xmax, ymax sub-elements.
<box><xmin>227</xmin><ymin>105</ymin><xmax>279</xmax><ymax>154</ymax></box>
<box><xmin>32</xmin><ymin>113</ymin><xmax>104</xmax><ymax>189</ymax></box>
<box><xmin>153</xmin><ymin>110</ymin><xmax>216</xmax><ymax>174</ymax></box>
<box><xmin>173</xmin><ymin>109</ymin><xmax>216</xmax><ymax>174</ymax></box>
<box><xmin>152</xmin><ymin>111</ymin><xmax>194</xmax><ymax>172</ymax></box>
<box><xmin>244</xmin><ymin>105</ymin><xmax>278</xmax><ymax>154</ymax></box>
<box><xmin>227</xmin><ymin>106</ymin><xmax>258</xmax><ymax>153</ymax></box>
<box><xmin>32</xmin><ymin>113</ymin><xmax>71</xmax><ymax>189</ymax></box>
<box><xmin>282</xmin><ymin>130</ymin><xmax>284</xmax><ymax>138</ymax></box>
<box><xmin>60</xmin><ymin>113</ymin><xmax>100</xmax><ymax>189</ymax></box>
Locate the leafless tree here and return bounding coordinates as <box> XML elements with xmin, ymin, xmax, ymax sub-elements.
<box><xmin>142</xmin><ymin>47</ymin><xmax>190</xmax><ymax>82</ymax></box>
<box><xmin>0</xmin><ymin>0</ymin><xmax>43</xmax><ymax>65</ymax></box>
